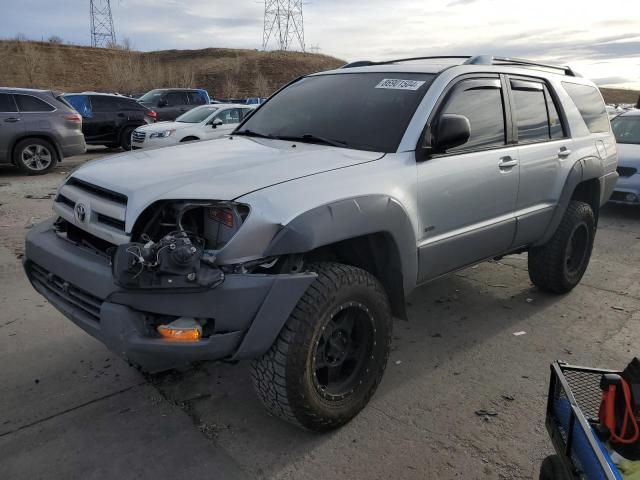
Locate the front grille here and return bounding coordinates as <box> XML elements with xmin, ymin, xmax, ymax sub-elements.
<box><xmin>28</xmin><ymin>262</ymin><xmax>102</xmax><ymax>322</ymax></box>
<box><xmin>97</xmin><ymin>213</ymin><xmax>125</xmax><ymax>231</ymax></box>
<box><xmin>66</xmin><ymin>178</ymin><xmax>128</xmax><ymax>205</ymax></box>
<box><xmin>617</xmin><ymin>166</ymin><xmax>638</xmax><ymax>177</ymax></box>
<box><xmin>132</xmin><ymin>131</ymin><xmax>146</xmax><ymax>143</ymax></box>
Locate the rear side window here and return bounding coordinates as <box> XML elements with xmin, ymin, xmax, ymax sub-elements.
<box><xmin>510</xmin><ymin>80</ymin><xmax>565</xmax><ymax>143</ymax></box>
<box><xmin>90</xmin><ymin>95</ymin><xmax>116</xmax><ymax>112</ymax></box>
<box><xmin>64</xmin><ymin>95</ymin><xmax>92</xmax><ymax>118</ymax></box>
<box><xmin>116</xmin><ymin>97</ymin><xmax>142</xmax><ymax>111</ymax></box>
<box><xmin>440</xmin><ymin>79</ymin><xmax>506</xmax><ymax>152</ymax></box>
<box><xmin>187</xmin><ymin>91</ymin><xmax>206</xmax><ymax>105</ymax></box>
<box><xmin>562</xmin><ymin>82</ymin><xmax>609</xmax><ymax>133</ymax></box>
<box><xmin>14</xmin><ymin>94</ymin><xmax>55</xmax><ymax>112</ymax></box>
<box><xmin>0</xmin><ymin>93</ymin><xmax>17</xmax><ymax>112</ymax></box>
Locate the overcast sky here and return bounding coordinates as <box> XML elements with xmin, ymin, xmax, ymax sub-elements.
<box><xmin>2</xmin><ymin>0</ymin><xmax>640</xmax><ymax>89</ymax></box>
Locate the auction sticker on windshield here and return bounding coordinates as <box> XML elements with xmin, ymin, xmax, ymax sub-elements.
<box><xmin>375</xmin><ymin>79</ymin><xmax>426</xmax><ymax>90</ymax></box>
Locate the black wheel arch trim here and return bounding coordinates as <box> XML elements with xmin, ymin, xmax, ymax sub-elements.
<box><xmin>263</xmin><ymin>195</ymin><xmax>418</xmax><ymax>317</ymax></box>
<box><xmin>534</xmin><ymin>156</ymin><xmax>604</xmax><ymax>247</ymax></box>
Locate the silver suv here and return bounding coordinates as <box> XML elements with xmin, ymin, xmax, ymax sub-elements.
<box><xmin>0</xmin><ymin>88</ymin><xmax>86</xmax><ymax>174</ymax></box>
<box><xmin>24</xmin><ymin>55</ymin><xmax>618</xmax><ymax>430</ymax></box>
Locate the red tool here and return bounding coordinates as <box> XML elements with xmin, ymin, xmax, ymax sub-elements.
<box><xmin>599</xmin><ymin>373</ymin><xmax>640</xmax><ymax>444</ymax></box>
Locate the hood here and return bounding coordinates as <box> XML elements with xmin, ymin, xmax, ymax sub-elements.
<box><xmin>136</xmin><ymin>121</ymin><xmax>187</xmax><ymax>133</ymax></box>
<box><xmin>616</xmin><ymin>143</ymin><xmax>640</xmax><ymax>167</ymax></box>
<box><xmin>70</xmin><ymin>136</ymin><xmax>384</xmax><ymax>230</ymax></box>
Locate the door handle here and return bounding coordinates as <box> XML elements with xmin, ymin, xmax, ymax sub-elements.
<box><xmin>499</xmin><ymin>156</ymin><xmax>518</xmax><ymax>169</ymax></box>
<box><xmin>558</xmin><ymin>148</ymin><xmax>572</xmax><ymax>158</ymax></box>
<box><xmin>4</xmin><ymin>117</ymin><xmax>20</xmax><ymax>123</ymax></box>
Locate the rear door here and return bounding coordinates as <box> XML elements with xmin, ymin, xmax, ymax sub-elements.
<box><xmin>416</xmin><ymin>76</ymin><xmax>520</xmax><ymax>282</ymax></box>
<box><xmin>507</xmin><ymin>77</ymin><xmax>572</xmax><ymax>246</ymax></box>
<box><xmin>85</xmin><ymin>95</ymin><xmax>119</xmax><ymax>144</ymax></box>
<box><xmin>0</xmin><ymin>93</ymin><xmax>22</xmax><ymax>162</ymax></box>
<box><xmin>159</xmin><ymin>91</ymin><xmax>190</xmax><ymax>121</ymax></box>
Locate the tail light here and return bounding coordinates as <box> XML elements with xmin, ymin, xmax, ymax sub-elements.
<box><xmin>147</xmin><ymin>111</ymin><xmax>157</xmax><ymax>122</ymax></box>
<box><xmin>64</xmin><ymin>113</ymin><xmax>82</xmax><ymax>123</ymax></box>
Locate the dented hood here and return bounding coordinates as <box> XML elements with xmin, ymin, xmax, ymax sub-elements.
<box><xmin>70</xmin><ymin>136</ymin><xmax>383</xmax><ymax>227</ymax></box>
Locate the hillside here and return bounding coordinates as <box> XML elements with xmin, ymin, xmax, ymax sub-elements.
<box><xmin>0</xmin><ymin>40</ymin><xmax>637</xmax><ymax>104</ymax></box>
<box><xmin>0</xmin><ymin>40</ymin><xmax>344</xmax><ymax>97</ymax></box>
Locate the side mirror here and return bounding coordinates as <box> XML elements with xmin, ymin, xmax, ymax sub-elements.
<box><xmin>212</xmin><ymin>118</ymin><xmax>223</xmax><ymax>128</ymax></box>
<box><xmin>432</xmin><ymin>114</ymin><xmax>471</xmax><ymax>153</ymax></box>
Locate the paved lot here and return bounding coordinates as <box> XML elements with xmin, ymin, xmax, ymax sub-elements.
<box><xmin>0</xmin><ymin>149</ymin><xmax>638</xmax><ymax>479</ymax></box>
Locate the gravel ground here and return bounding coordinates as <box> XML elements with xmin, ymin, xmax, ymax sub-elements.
<box><xmin>0</xmin><ymin>149</ymin><xmax>638</xmax><ymax>479</ymax></box>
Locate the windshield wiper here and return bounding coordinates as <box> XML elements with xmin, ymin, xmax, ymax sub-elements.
<box><xmin>233</xmin><ymin>129</ymin><xmax>275</xmax><ymax>139</ymax></box>
<box><xmin>276</xmin><ymin>134</ymin><xmax>347</xmax><ymax>148</ymax></box>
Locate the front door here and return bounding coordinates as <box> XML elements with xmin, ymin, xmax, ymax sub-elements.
<box><xmin>416</xmin><ymin>76</ymin><xmax>520</xmax><ymax>282</ymax></box>
<box><xmin>206</xmin><ymin>108</ymin><xmax>242</xmax><ymax>139</ymax></box>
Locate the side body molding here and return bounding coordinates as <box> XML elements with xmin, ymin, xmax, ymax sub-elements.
<box><xmin>264</xmin><ymin>195</ymin><xmax>419</xmax><ymax>296</ymax></box>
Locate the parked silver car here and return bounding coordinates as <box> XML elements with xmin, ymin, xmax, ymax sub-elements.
<box><xmin>610</xmin><ymin>110</ymin><xmax>640</xmax><ymax>205</ymax></box>
<box><xmin>24</xmin><ymin>55</ymin><xmax>617</xmax><ymax>430</ymax></box>
<box><xmin>0</xmin><ymin>88</ymin><xmax>85</xmax><ymax>175</ymax></box>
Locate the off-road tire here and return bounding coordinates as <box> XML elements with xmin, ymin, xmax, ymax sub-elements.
<box><xmin>120</xmin><ymin>126</ymin><xmax>136</xmax><ymax>150</ymax></box>
<box><xmin>528</xmin><ymin>201</ymin><xmax>595</xmax><ymax>294</ymax></box>
<box><xmin>539</xmin><ymin>455</ymin><xmax>571</xmax><ymax>480</ymax></box>
<box><xmin>250</xmin><ymin>262</ymin><xmax>392</xmax><ymax>432</ymax></box>
<box><xmin>13</xmin><ymin>138</ymin><xmax>57</xmax><ymax>175</ymax></box>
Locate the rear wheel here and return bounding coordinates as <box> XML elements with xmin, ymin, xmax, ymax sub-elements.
<box><xmin>528</xmin><ymin>201</ymin><xmax>595</xmax><ymax>293</ymax></box>
<box><xmin>250</xmin><ymin>262</ymin><xmax>392</xmax><ymax>431</ymax></box>
<box><xmin>13</xmin><ymin>138</ymin><xmax>57</xmax><ymax>175</ymax></box>
<box><xmin>119</xmin><ymin>126</ymin><xmax>136</xmax><ymax>150</ymax></box>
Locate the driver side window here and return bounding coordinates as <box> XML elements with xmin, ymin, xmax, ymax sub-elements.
<box><xmin>216</xmin><ymin>108</ymin><xmax>242</xmax><ymax>125</ymax></box>
<box><xmin>439</xmin><ymin>79</ymin><xmax>506</xmax><ymax>153</ymax></box>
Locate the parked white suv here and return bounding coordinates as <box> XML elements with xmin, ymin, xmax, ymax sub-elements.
<box><xmin>131</xmin><ymin>104</ymin><xmax>255</xmax><ymax>149</ymax></box>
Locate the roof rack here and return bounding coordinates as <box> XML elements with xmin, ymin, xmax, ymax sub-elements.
<box><xmin>341</xmin><ymin>54</ymin><xmax>579</xmax><ymax>77</ymax></box>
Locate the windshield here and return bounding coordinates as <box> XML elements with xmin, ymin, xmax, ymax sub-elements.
<box><xmin>236</xmin><ymin>72</ymin><xmax>435</xmax><ymax>152</ymax></box>
<box><xmin>138</xmin><ymin>90</ymin><xmax>163</xmax><ymax>103</ymax></box>
<box><xmin>177</xmin><ymin>106</ymin><xmax>219</xmax><ymax>123</ymax></box>
<box><xmin>611</xmin><ymin>115</ymin><xmax>640</xmax><ymax>144</ymax></box>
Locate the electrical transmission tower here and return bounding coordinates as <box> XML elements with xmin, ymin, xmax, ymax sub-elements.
<box><xmin>262</xmin><ymin>1</ymin><xmax>305</xmax><ymax>52</ymax></box>
<box><xmin>90</xmin><ymin>0</ymin><xmax>116</xmax><ymax>48</ymax></box>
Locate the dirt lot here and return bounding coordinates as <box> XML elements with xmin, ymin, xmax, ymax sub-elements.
<box><xmin>0</xmin><ymin>150</ymin><xmax>638</xmax><ymax>479</ymax></box>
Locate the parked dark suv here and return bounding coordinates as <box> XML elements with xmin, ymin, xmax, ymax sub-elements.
<box><xmin>0</xmin><ymin>87</ymin><xmax>85</xmax><ymax>175</ymax></box>
<box><xmin>64</xmin><ymin>93</ymin><xmax>156</xmax><ymax>150</ymax></box>
<box><xmin>137</xmin><ymin>88</ymin><xmax>210</xmax><ymax>121</ymax></box>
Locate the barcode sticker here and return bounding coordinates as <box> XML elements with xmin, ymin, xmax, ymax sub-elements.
<box><xmin>375</xmin><ymin>79</ymin><xmax>426</xmax><ymax>90</ymax></box>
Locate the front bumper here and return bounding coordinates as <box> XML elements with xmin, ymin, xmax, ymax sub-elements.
<box><xmin>24</xmin><ymin>218</ymin><xmax>316</xmax><ymax>372</ymax></box>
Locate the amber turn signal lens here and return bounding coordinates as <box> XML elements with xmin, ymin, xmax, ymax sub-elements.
<box><xmin>157</xmin><ymin>325</ymin><xmax>201</xmax><ymax>342</ymax></box>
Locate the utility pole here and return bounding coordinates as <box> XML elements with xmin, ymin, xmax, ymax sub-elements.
<box><xmin>262</xmin><ymin>0</ymin><xmax>305</xmax><ymax>52</ymax></box>
<box><xmin>90</xmin><ymin>0</ymin><xmax>116</xmax><ymax>48</ymax></box>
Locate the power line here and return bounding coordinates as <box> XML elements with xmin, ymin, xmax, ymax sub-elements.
<box><xmin>90</xmin><ymin>0</ymin><xmax>116</xmax><ymax>48</ymax></box>
<box><xmin>262</xmin><ymin>0</ymin><xmax>305</xmax><ymax>52</ymax></box>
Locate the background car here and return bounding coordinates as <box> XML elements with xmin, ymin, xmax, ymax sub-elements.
<box><xmin>610</xmin><ymin>110</ymin><xmax>640</xmax><ymax>205</ymax></box>
<box><xmin>0</xmin><ymin>87</ymin><xmax>85</xmax><ymax>175</ymax></box>
<box><xmin>137</xmin><ymin>88</ymin><xmax>210</xmax><ymax>121</ymax></box>
<box><xmin>63</xmin><ymin>93</ymin><xmax>156</xmax><ymax>150</ymax></box>
<box><xmin>131</xmin><ymin>104</ymin><xmax>254</xmax><ymax>149</ymax></box>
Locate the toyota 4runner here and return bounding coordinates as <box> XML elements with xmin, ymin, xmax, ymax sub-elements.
<box><xmin>24</xmin><ymin>55</ymin><xmax>618</xmax><ymax>431</ymax></box>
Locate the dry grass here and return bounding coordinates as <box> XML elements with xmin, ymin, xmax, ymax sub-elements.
<box><xmin>0</xmin><ymin>40</ymin><xmax>344</xmax><ymax>97</ymax></box>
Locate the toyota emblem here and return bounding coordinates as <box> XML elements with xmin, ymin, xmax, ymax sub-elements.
<box><xmin>74</xmin><ymin>203</ymin><xmax>87</xmax><ymax>223</ymax></box>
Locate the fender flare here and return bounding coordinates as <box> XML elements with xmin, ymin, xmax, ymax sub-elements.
<box><xmin>264</xmin><ymin>195</ymin><xmax>419</xmax><ymax>296</ymax></box>
<box><xmin>534</xmin><ymin>156</ymin><xmax>603</xmax><ymax>246</ymax></box>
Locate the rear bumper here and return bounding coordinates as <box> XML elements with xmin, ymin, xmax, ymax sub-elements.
<box><xmin>24</xmin><ymin>218</ymin><xmax>315</xmax><ymax>372</ymax></box>
<box><xmin>61</xmin><ymin>133</ymin><xmax>87</xmax><ymax>158</ymax></box>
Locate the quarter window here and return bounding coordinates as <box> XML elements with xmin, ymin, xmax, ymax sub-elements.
<box><xmin>0</xmin><ymin>93</ymin><xmax>17</xmax><ymax>112</ymax></box>
<box><xmin>562</xmin><ymin>82</ymin><xmax>609</xmax><ymax>133</ymax></box>
<box><xmin>440</xmin><ymin>79</ymin><xmax>506</xmax><ymax>152</ymax></box>
<box><xmin>14</xmin><ymin>94</ymin><xmax>55</xmax><ymax>112</ymax></box>
<box><xmin>187</xmin><ymin>91</ymin><xmax>206</xmax><ymax>105</ymax></box>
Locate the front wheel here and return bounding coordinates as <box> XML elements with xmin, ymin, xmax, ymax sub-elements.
<box><xmin>120</xmin><ymin>126</ymin><xmax>136</xmax><ymax>150</ymax></box>
<box><xmin>528</xmin><ymin>200</ymin><xmax>595</xmax><ymax>293</ymax></box>
<box><xmin>250</xmin><ymin>262</ymin><xmax>392</xmax><ymax>431</ymax></box>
